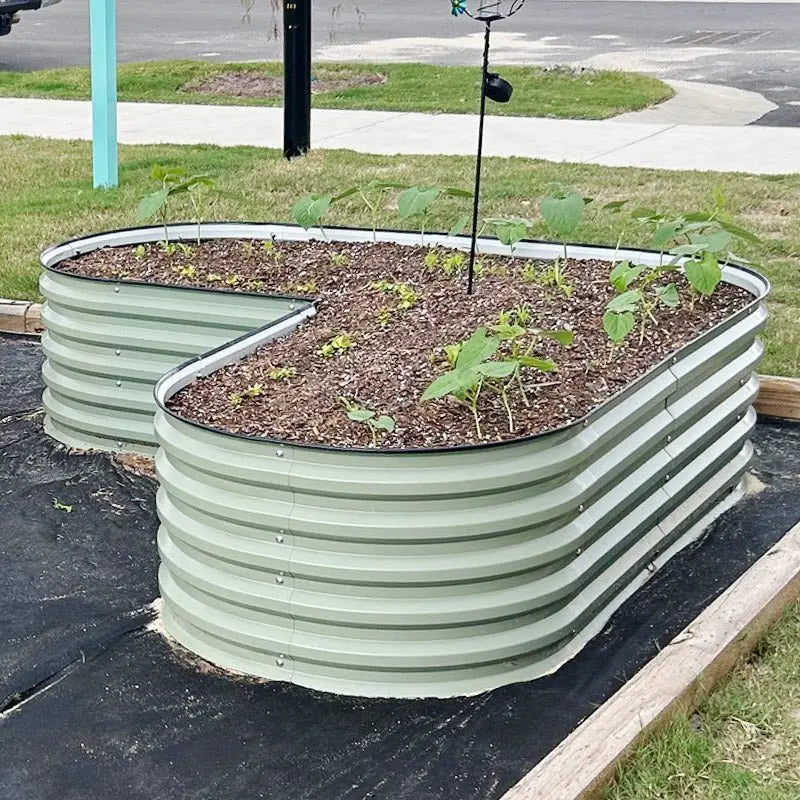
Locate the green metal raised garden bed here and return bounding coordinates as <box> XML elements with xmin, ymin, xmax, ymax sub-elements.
<box><xmin>40</xmin><ymin>223</ymin><xmax>769</xmax><ymax>698</ymax></box>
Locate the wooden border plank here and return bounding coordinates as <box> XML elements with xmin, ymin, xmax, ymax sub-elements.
<box><xmin>757</xmin><ymin>376</ymin><xmax>800</xmax><ymax>421</ymax></box>
<box><xmin>500</xmin><ymin>522</ymin><xmax>800</xmax><ymax>800</ymax></box>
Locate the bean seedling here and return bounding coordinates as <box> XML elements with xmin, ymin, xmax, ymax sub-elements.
<box><xmin>340</xmin><ymin>398</ymin><xmax>396</xmax><ymax>447</ymax></box>
<box><xmin>268</xmin><ymin>366</ymin><xmax>297</xmax><ymax>381</ymax></box>
<box><xmin>318</xmin><ymin>334</ymin><xmax>355</xmax><ymax>358</ymax></box>
<box><xmin>228</xmin><ymin>383</ymin><xmax>265</xmax><ymax>407</ymax></box>
<box><xmin>137</xmin><ymin>165</ymin><xmax>214</xmax><ymax>246</ymax></box>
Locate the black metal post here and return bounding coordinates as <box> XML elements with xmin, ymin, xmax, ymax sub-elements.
<box><xmin>467</xmin><ymin>20</ymin><xmax>492</xmax><ymax>295</ymax></box>
<box><xmin>283</xmin><ymin>0</ymin><xmax>311</xmax><ymax>159</ymax></box>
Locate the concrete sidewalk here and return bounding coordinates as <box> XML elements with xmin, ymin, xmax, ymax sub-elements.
<box><xmin>3</xmin><ymin>97</ymin><xmax>800</xmax><ymax>174</ymax></box>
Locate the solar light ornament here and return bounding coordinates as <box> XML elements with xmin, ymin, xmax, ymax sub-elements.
<box><xmin>449</xmin><ymin>0</ymin><xmax>528</xmax><ymax>294</ymax></box>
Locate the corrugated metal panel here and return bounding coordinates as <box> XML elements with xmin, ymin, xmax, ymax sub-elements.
<box><xmin>152</xmin><ymin>250</ymin><xmax>770</xmax><ymax>697</ymax></box>
<box><xmin>39</xmin><ymin>227</ymin><xmax>311</xmax><ymax>452</ymax></box>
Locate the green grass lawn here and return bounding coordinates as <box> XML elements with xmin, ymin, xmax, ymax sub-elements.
<box><xmin>608</xmin><ymin>601</ymin><xmax>800</xmax><ymax>800</ymax></box>
<box><xmin>0</xmin><ymin>60</ymin><xmax>674</xmax><ymax>120</ymax></box>
<box><xmin>0</xmin><ymin>135</ymin><xmax>797</xmax><ymax>377</ymax></box>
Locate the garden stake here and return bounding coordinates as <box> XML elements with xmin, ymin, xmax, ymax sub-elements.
<box><xmin>455</xmin><ymin>1</ymin><xmax>527</xmax><ymax>295</ymax></box>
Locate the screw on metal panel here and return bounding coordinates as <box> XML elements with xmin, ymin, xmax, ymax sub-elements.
<box><xmin>665</xmin><ymin>474</ymin><xmax>671</xmax><ymax>481</ymax></box>
<box><xmin>113</xmin><ymin>286</ymin><xmax>120</xmax><ymax>293</ymax></box>
<box><xmin>583</xmin><ymin>419</ymin><xmax>589</xmax><ymax>428</ymax></box>
<box><xmin>115</xmin><ymin>349</ymin><xmax>121</xmax><ymax>356</ymax></box>
<box><xmin>276</xmin><ymin>449</ymin><xmax>285</xmax><ymax>458</ymax></box>
<box><xmin>276</xmin><ymin>535</ymin><xmax>284</xmax><ymax>544</ymax></box>
<box><xmin>576</xmin><ymin>548</ymin><xmax>582</xmax><ymax>556</ymax></box>
<box><xmin>289</xmin><ymin>303</ymin><xmax>296</xmax><ymax>310</ymax></box>
<box><xmin>671</xmin><ymin>356</ymin><xmax>677</xmax><ymax>365</ymax></box>
<box><xmin>578</xmin><ymin>504</ymin><xmax>584</xmax><ymax>513</ymax></box>
<box><xmin>115</xmin><ymin>380</ymin><xmax>122</xmax><ymax>387</ymax></box>
<box><xmin>737</xmin><ymin>414</ymin><xmax>742</xmax><ymax>421</ymax></box>
<box><xmin>276</xmin><ymin>656</ymin><xmax>285</xmax><ymax>667</ymax></box>
<box><xmin>276</xmin><ymin>573</ymin><xmax>285</xmax><ymax>584</ymax></box>
<box><xmin>740</xmin><ymin>377</ymin><xmax>747</xmax><ymax>386</ymax></box>
<box><xmin>117</xmin><ymin>441</ymin><xmax>123</xmax><ymax>448</ymax></box>
<box><xmin>196</xmin><ymin>374</ymin><xmax>203</xmax><ymax>381</ymax></box>
<box><xmin>666</xmin><ymin>434</ymin><xmax>672</xmax><ymax>443</ymax></box>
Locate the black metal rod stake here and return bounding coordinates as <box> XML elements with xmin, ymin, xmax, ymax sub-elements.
<box><xmin>283</xmin><ymin>0</ymin><xmax>311</xmax><ymax>159</ymax></box>
<box><xmin>467</xmin><ymin>19</ymin><xmax>492</xmax><ymax>296</ymax></box>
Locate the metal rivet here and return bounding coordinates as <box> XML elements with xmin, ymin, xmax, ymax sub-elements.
<box><xmin>576</xmin><ymin>548</ymin><xmax>582</xmax><ymax>556</ymax></box>
<box><xmin>195</xmin><ymin>373</ymin><xmax>203</xmax><ymax>381</ymax></box>
<box><xmin>583</xmin><ymin>419</ymin><xmax>589</xmax><ymax>428</ymax></box>
<box><xmin>740</xmin><ymin>377</ymin><xmax>747</xmax><ymax>386</ymax></box>
<box><xmin>671</xmin><ymin>356</ymin><xmax>678</xmax><ymax>365</ymax></box>
<box><xmin>276</xmin><ymin>573</ymin><xmax>285</xmax><ymax>584</ymax></box>
<box><xmin>115</xmin><ymin>349</ymin><xmax>121</xmax><ymax>356</ymax></box>
<box><xmin>666</xmin><ymin>434</ymin><xmax>672</xmax><ymax>443</ymax></box>
<box><xmin>116</xmin><ymin>441</ymin><xmax>123</xmax><ymax>448</ymax></box>
<box><xmin>289</xmin><ymin>303</ymin><xmax>296</xmax><ymax>310</ymax></box>
<box><xmin>113</xmin><ymin>286</ymin><xmax>120</xmax><ymax>293</ymax></box>
<box><xmin>276</xmin><ymin>449</ymin><xmax>285</xmax><ymax>458</ymax></box>
<box><xmin>115</xmin><ymin>380</ymin><xmax>122</xmax><ymax>387</ymax></box>
<box><xmin>736</xmin><ymin>414</ymin><xmax>742</xmax><ymax>421</ymax></box>
<box><xmin>276</xmin><ymin>656</ymin><xmax>285</xmax><ymax>667</ymax></box>
<box><xmin>578</xmin><ymin>504</ymin><xmax>585</xmax><ymax>513</ymax></box>
<box><xmin>276</xmin><ymin>535</ymin><xmax>284</xmax><ymax>544</ymax></box>
<box><xmin>665</xmin><ymin>474</ymin><xmax>671</xmax><ymax>481</ymax></box>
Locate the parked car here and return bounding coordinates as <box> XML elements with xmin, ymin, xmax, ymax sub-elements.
<box><xmin>0</xmin><ymin>0</ymin><xmax>61</xmax><ymax>36</ymax></box>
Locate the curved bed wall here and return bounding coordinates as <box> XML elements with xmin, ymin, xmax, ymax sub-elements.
<box><xmin>39</xmin><ymin>225</ymin><xmax>770</xmax><ymax>697</ymax></box>
<box><xmin>152</xmin><ymin>259</ymin><xmax>769</xmax><ymax>698</ymax></box>
<box><xmin>39</xmin><ymin>225</ymin><xmax>312</xmax><ymax>452</ymax></box>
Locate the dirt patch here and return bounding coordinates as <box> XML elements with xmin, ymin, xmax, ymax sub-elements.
<box><xmin>55</xmin><ymin>236</ymin><xmax>753</xmax><ymax>450</ymax></box>
<box><xmin>184</xmin><ymin>68</ymin><xmax>387</xmax><ymax>99</ymax></box>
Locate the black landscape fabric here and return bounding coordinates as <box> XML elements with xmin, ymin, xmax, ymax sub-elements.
<box><xmin>0</xmin><ymin>334</ymin><xmax>798</xmax><ymax>800</ymax></box>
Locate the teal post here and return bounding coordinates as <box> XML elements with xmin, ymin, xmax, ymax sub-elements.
<box><xmin>89</xmin><ymin>0</ymin><xmax>118</xmax><ymax>188</ymax></box>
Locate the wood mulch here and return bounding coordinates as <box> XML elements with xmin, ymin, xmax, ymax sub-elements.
<box><xmin>58</xmin><ymin>238</ymin><xmax>752</xmax><ymax>450</ymax></box>
<box><xmin>183</xmin><ymin>69</ymin><xmax>387</xmax><ymax>99</ymax></box>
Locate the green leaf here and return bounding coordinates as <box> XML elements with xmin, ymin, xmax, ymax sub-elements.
<box><xmin>540</xmin><ymin>192</ymin><xmax>585</xmax><ymax>236</ymax></box>
<box><xmin>292</xmin><ymin>194</ymin><xmax>333</xmax><ymax>229</ymax></box>
<box><xmin>397</xmin><ymin>187</ymin><xmax>441</xmax><ymax>218</ymax></box>
<box><xmin>609</xmin><ymin>261</ymin><xmax>647</xmax><ymax>292</ymax></box>
<box><xmin>373</xmin><ymin>415</ymin><xmax>396</xmax><ymax>433</ymax></box>
<box><xmin>136</xmin><ymin>188</ymin><xmax>170</xmax><ymax>221</ymax></box>
<box><xmin>651</xmin><ymin>219</ymin><xmax>685</xmax><ymax>249</ymax></box>
<box><xmin>690</xmin><ymin>230</ymin><xmax>734</xmax><ymax>254</ymax></box>
<box><xmin>684</xmin><ymin>253</ymin><xmax>722</xmax><ymax>296</ymax></box>
<box><xmin>539</xmin><ymin>329</ymin><xmax>574</xmax><ymax>347</ymax></box>
<box><xmin>655</xmin><ymin>283</ymin><xmax>680</xmax><ymax>308</ymax></box>
<box><xmin>421</xmin><ymin>370</ymin><xmax>472</xmax><ymax>402</ymax></box>
<box><xmin>455</xmin><ymin>327</ymin><xmax>500</xmax><ymax>370</ymax></box>
<box><xmin>490</xmin><ymin>217</ymin><xmax>531</xmax><ymax>248</ymax></box>
<box><xmin>333</xmin><ymin>186</ymin><xmax>359</xmax><ymax>201</ymax></box>
<box><xmin>716</xmin><ymin>219</ymin><xmax>760</xmax><ymax>244</ymax></box>
<box><xmin>517</xmin><ymin>356</ymin><xmax>557</xmax><ymax>372</ymax></box>
<box><xmin>347</xmin><ymin>408</ymin><xmax>376</xmax><ymax>423</ymax></box>
<box><xmin>443</xmin><ymin>187</ymin><xmax>474</xmax><ymax>198</ymax></box>
<box><xmin>607</xmin><ymin>290</ymin><xmax>643</xmax><ymax>314</ymax></box>
<box><xmin>448</xmin><ymin>214</ymin><xmax>471</xmax><ymax>237</ymax></box>
<box><xmin>712</xmin><ymin>185</ymin><xmax>727</xmax><ymax>211</ymax></box>
<box><xmin>603</xmin><ymin>310</ymin><xmax>635</xmax><ymax>342</ymax></box>
<box><xmin>602</xmin><ymin>200</ymin><xmax>628</xmax><ymax>212</ymax></box>
<box><xmin>475</xmin><ymin>361</ymin><xmax>517</xmax><ymax>379</ymax></box>
<box><xmin>630</xmin><ymin>207</ymin><xmax>661</xmax><ymax>221</ymax></box>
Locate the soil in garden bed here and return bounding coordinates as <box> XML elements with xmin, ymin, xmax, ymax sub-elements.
<box><xmin>58</xmin><ymin>238</ymin><xmax>752</xmax><ymax>449</ymax></box>
<box><xmin>183</xmin><ymin>68</ymin><xmax>387</xmax><ymax>99</ymax></box>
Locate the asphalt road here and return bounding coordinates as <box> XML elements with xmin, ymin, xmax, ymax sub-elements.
<box><xmin>3</xmin><ymin>0</ymin><xmax>800</xmax><ymax>125</ymax></box>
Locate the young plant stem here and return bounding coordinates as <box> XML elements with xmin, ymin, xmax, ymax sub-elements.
<box><xmin>501</xmin><ymin>386</ymin><xmax>514</xmax><ymax>434</ymax></box>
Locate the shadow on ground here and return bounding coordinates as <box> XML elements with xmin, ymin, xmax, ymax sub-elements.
<box><xmin>1</xmin><ymin>334</ymin><xmax>798</xmax><ymax>800</ymax></box>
